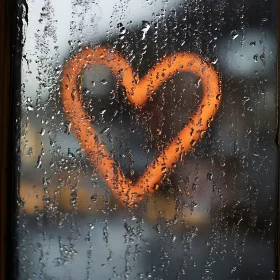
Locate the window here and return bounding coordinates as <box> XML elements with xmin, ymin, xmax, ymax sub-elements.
<box><xmin>1</xmin><ymin>0</ymin><xmax>279</xmax><ymax>279</ymax></box>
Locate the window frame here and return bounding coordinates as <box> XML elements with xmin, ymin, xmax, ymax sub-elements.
<box><xmin>0</xmin><ymin>0</ymin><xmax>279</xmax><ymax>279</ymax></box>
<box><xmin>0</xmin><ymin>0</ymin><xmax>23</xmax><ymax>279</ymax></box>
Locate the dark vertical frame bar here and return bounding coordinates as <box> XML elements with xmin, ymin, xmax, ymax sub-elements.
<box><xmin>275</xmin><ymin>0</ymin><xmax>280</xmax><ymax>280</ymax></box>
<box><xmin>0</xmin><ymin>0</ymin><xmax>24</xmax><ymax>279</ymax></box>
<box><xmin>0</xmin><ymin>0</ymin><xmax>12</xmax><ymax>278</ymax></box>
<box><xmin>277</xmin><ymin>0</ymin><xmax>280</xmax><ymax>278</ymax></box>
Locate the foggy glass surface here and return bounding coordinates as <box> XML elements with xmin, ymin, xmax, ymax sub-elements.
<box><xmin>17</xmin><ymin>0</ymin><xmax>278</xmax><ymax>279</ymax></box>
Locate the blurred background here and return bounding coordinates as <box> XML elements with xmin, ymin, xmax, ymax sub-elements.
<box><xmin>17</xmin><ymin>0</ymin><xmax>278</xmax><ymax>279</ymax></box>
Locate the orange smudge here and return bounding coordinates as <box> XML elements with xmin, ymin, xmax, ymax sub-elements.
<box><xmin>61</xmin><ymin>46</ymin><xmax>221</xmax><ymax>207</ymax></box>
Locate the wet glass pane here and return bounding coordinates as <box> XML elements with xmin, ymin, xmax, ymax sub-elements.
<box><xmin>16</xmin><ymin>0</ymin><xmax>278</xmax><ymax>279</ymax></box>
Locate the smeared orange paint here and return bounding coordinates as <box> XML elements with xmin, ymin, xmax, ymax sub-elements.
<box><xmin>61</xmin><ymin>46</ymin><xmax>221</xmax><ymax>207</ymax></box>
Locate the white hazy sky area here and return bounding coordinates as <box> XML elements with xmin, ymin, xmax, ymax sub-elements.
<box><xmin>22</xmin><ymin>0</ymin><xmax>184</xmax><ymax>100</ymax></box>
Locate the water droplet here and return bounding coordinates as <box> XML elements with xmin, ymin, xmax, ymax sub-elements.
<box><xmin>190</xmin><ymin>139</ymin><xmax>197</xmax><ymax>147</ymax></box>
<box><xmin>207</xmin><ymin>172</ymin><xmax>213</xmax><ymax>181</ymax></box>
<box><xmin>40</xmin><ymin>128</ymin><xmax>45</xmax><ymax>135</ymax></box>
<box><xmin>100</xmin><ymin>127</ymin><xmax>109</xmax><ymax>135</ymax></box>
<box><xmin>211</xmin><ymin>57</ymin><xmax>218</xmax><ymax>65</ymax></box>
<box><xmin>141</xmin><ymin>21</ymin><xmax>150</xmax><ymax>40</ymax></box>
<box><xmin>101</xmin><ymin>79</ymin><xmax>107</xmax><ymax>85</ymax></box>
<box><xmin>119</xmin><ymin>26</ymin><xmax>126</xmax><ymax>35</ymax></box>
<box><xmin>99</xmin><ymin>109</ymin><xmax>106</xmax><ymax>115</ymax></box>
<box><xmin>27</xmin><ymin>105</ymin><xmax>34</xmax><ymax>111</ymax></box>
<box><xmin>231</xmin><ymin>30</ymin><xmax>238</xmax><ymax>40</ymax></box>
<box><xmin>91</xmin><ymin>193</ymin><xmax>98</xmax><ymax>202</ymax></box>
<box><xmin>156</xmin><ymin>128</ymin><xmax>162</xmax><ymax>135</ymax></box>
<box><xmin>253</xmin><ymin>54</ymin><xmax>258</xmax><ymax>62</ymax></box>
<box><xmin>250</xmin><ymin>41</ymin><xmax>256</xmax><ymax>47</ymax></box>
<box><xmin>195</xmin><ymin>78</ymin><xmax>201</xmax><ymax>88</ymax></box>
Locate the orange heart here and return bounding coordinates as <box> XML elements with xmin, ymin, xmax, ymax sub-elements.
<box><xmin>61</xmin><ymin>46</ymin><xmax>221</xmax><ymax>207</ymax></box>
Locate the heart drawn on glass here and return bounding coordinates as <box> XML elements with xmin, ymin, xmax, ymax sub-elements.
<box><xmin>61</xmin><ymin>46</ymin><xmax>221</xmax><ymax>207</ymax></box>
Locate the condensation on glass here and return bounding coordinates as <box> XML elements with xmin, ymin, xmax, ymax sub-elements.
<box><xmin>16</xmin><ymin>0</ymin><xmax>278</xmax><ymax>279</ymax></box>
